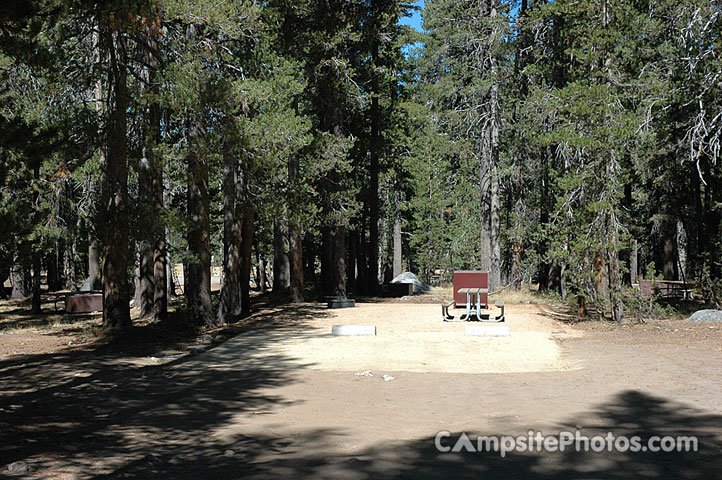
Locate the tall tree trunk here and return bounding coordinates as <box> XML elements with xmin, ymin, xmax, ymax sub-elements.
<box><xmin>288</xmin><ymin>151</ymin><xmax>304</xmax><ymax>303</ymax></box>
<box><xmin>217</xmin><ymin>141</ymin><xmax>245</xmax><ymax>324</ymax></box>
<box><xmin>367</xmin><ymin>3</ymin><xmax>381</xmax><ymax>296</ymax></box>
<box><xmin>0</xmin><ymin>267</ymin><xmax>8</xmax><ymax>299</ymax></box>
<box><xmin>31</xmin><ymin>251</ymin><xmax>41</xmax><ymax>314</ymax></box>
<box><xmin>151</xmin><ymin>159</ymin><xmax>167</xmax><ymax>319</ymax></box>
<box><xmin>31</xmin><ymin>163</ymin><xmax>41</xmax><ymax>313</ymax></box>
<box><xmin>46</xmin><ymin>248</ymin><xmax>59</xmax><ymax>292</ymax></box>
<box><xmin>145</xmin><ymin>6</ymin><xmax>167</xmax><ymax>320</ymax></box>
<box><xmin>240</xmin><ymin>206</ymin><xmax>255</xmax><ymax>316</ymax></box>
<box><xmin>273</xmin><ymin>219</ymin><xmax>290</xmax><ymax>292</ymax></box>
<box><xmin>392</xmin><ymin>206</ymin><xmax>402</xmax><ymax>278</ymax></box>
<box><xmin>631</xmin><ymin>238</ymin><xmax>638</xmax><ymax>284</ymax></box>
<box><xmin>11</xmin><ymin>253</ymin><xmax>29</xmax><ymax>299</ymax></box>
<box><xmin>368</xmin><ymin>110</ymin><xmax>380</xmax><ymax>295</ymax></box>
<box><xmin>64</xmin><ymin>235</ymin><xmax>78</xmax><ymax>291</ymax></box>
<box><xmin>133</xmin><ymin>253</ymin><xmax>141</xmax><ymax>308</ymax></box>
<box><xmin>185</xmin><ymin>116</ymin><xmax>213</xmax><ymax>326</ymax></box>
<box><xmin>303</xmin><ymin>235</ymin><xmax>317</xmax><ymax>291</ymax></box>
<box><xmin>511</xmin><ymin>238</ymin><xmax>522</xmax><ymax>290</ymax></box>
<box><xmin>489</xmin><ymin>166</ymin><xmax>501</xmax><ymax>290</ymax></box>
<box><xmin>289</xmin><ymin>222</ymin><xmax>304</xmax><ymax>302</ymax></box>
<box><xmin>332</xmin><ymin>226</ymin><xmax>347</xmax><ymax>298</ymax></box>
<box><xmin>677</xmin><ymin>220</ymin><xmax>687</xmax><ymax>281</ymax></box>
<box><xmin>662</xmin><ymin>217</ymin><xmax>677</xmax><ymax>280</ymax></box>
<box><xmin>258</xmin><ymin>251</ymin><xmax>268</xmax><ymax>292</ymax></box>
<box><xmin>87</xmin><ymin>29</ymin><xmax>103</xmax><ymax>294</ymax></box>
<box><xmin>166</xmin><ymin>226</ymin><xmax>174</xmax><ymax>297</ymax></box>
<box><xmin>601</xmin><ymin>2</ymin><xmax>623</xmax><ymax>323</ymax></box>
<box><xmin>136</xmin><ymin>140</ymin><xmax>155</xmax><ymax>316</ymax></box>
<box><xmin>378</xmin><ymin>215</ymin><xmax>390</xmax><ymax>283</ymax></box>
<box><xmin>137</xmin><ymin>202</ymin><xmax>154</xmax><ymax>318</ymax></box>
<box><xmin>347</xmin><ymin>228</ymin><xmax>357</xmax><ymax>295</ymax></box>
<box><xmin>88</xmin><ymin>237</ymin><xmax>101</xmax><ymax>290</ymax></box>
<box><xmin>164</xmin><ymin>172</ymin><xmax>174</xmax><ymax>300</ymax></box>
<box><xmin>99</xmin><ymin>28</ymin><xmax>131</xmax><ymax>329</ymax></box>
<box><xmin>537</xmin><ymin>147</ymin><xmax>550</xmax><ymax>290</ymax></box>
<box><xmin>487</xmin><ymin>0</ymin><xmax>502</xmax><ymax>291</ymax></box>
<box><xmin>479</xmin><ymin>157</ymin><xmax>492</xmax><ymax>275</ymax></box>
<box><xmin>689</xmin><ymin>163</ymin><xmax>703</xmax><ymax>277</ymax></box>
<box><xmin>321</xmin><ymin>226</ymin><xmax>333</xmax><ymax>296</ymax></box>
<box><xmin>355</xmin><ymin>224</ymin><xmax>367</xmax><ymax>295</ymax></box>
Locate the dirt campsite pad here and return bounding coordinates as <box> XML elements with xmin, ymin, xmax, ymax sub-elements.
<box><xmin>2</xmin><ymin>301</ymin><xmax>722</xmax><ymax>478</ymax></box>
<box><xmin>198</xmin><ymin>303</ymin><xmax>582</xmax><ymax>374</ymax></box>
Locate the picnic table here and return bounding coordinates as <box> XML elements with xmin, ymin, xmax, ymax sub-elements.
<box><xmin>441</xmin><ymin>287</ymin><xmax>504</xmax><ymax>322</ymax></box>
<box><xmin>458</xmin><ymin>287</ymin><xmax>488</xmax><ymax>321</ymax></box>
<box><xmin>638</xmin><ymin>279</ymin><xmax>695</xmax><ymax>300</ymax></box>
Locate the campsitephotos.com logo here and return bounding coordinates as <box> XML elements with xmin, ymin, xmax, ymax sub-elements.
<box><xmin>435</xmin><ymin>430</ymin><xmax>698</xmax><ymax>457</ymax></box>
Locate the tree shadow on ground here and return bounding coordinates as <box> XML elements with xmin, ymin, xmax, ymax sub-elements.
<box><xmin>2</xmin><ymin>300</ymin><xmax>720</xmax><ymax>479</ymax></box>
<box><xmin>0</xmin><ymin>303</ymin><xmax>331</xmax><ymax>476</ymax></box>
<box><xmin>94</xmin><ymin>390</ymin><xmax>722</xmax><ymax>479</ymax></box>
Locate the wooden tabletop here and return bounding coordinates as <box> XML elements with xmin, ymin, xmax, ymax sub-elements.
<box><xmin>458</xmin><ymin>287</ymin><xmax>489</xmax><ymax>295</ymax></box>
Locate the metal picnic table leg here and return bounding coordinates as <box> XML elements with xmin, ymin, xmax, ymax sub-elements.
<box><xmin>460</xmin><ymin>292</ymin><xmax>472</xmax><ymax>321</ymax></box>
<box><xmin>476</xmin><ymin>291</ymin><xmax>482</xmax><ymax>320</ymax></box>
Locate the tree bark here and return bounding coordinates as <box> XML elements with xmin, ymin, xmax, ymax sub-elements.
<box><xmin>332</xmin><ymin>226</ymin><xmax>347</xmax><ymax>298</ymax></box>
<box><xmin>0</xmin><ymin>267</ymin><xmax>8</xmax><ymax>299</ymax></box>
<box><xmin>31</xmin><ymin>250</ymin><xmax>41</xmax><ymax>313</ymax></box>
<box><xmin>511</xmin><ymin>237</ymin><xmax>522</xmax><ymax>290</ymax></box>
<box><xmin>601</xmin><ymin>0</ymin><xmax>624</xmax><ymax>323</ymax></box>
<box><xmin>288</xmin><ymin>152</ymin><xmax>304</xmax><ymax>302</ymax></box>
<box><xmin>487</xmin><ymin>0</ymin><xmax>502</xmax><ymax>291</ymax></box>
<box><xmin>368</xmin><ymin>109</ymin><xmax>380</xmax><ymax>295</ymax></box>
<box><xmin>303</xmin><ymin>234</ymin><xmax>316</xmax><ymax>291</ymax></box>
<box><xmin>64</xmin><ymin>235</ymin><xmax>77</xmax><ymax>291</ymax></box>
<box><xmin>662</xmin><ymin>219</ymin><xmax>677</xmax><ymax>280</ymax></box>
<box><xmin>87</xmin><ymin>29</ymin><xmax>102</xmax><ymax>294</ymax></box>
<box><xmin>217</xmin><ymin>142</ymin><xmax>243</xmax><ymax>324</ymax></box>
<box><xmin>272</xmin><ymin>219</ymin><xmax>290</xmax><ymax>292</ymax></box>
<box><xmin>147</xmin><ymin>7</ymin><xmax>166</xmax><ymax>320</ymax></box>
<box><xmin>355</xmin><ymin>223</ymin><xmax>367</xmax><ymax>294</ymax></box>
<box><xmin>31</xmin><ymin>163</ymin><xmax>41</xmax><ymax>313</ymax></box>
<box><xmin>347</xmin><ymin>228</ymin><xmax>357</xmax><ymax>295</ymax></box>
<box><xmin>537</xmin><ymin>147</ymin><xmax>550</xmax><ymax>290</ymax></box>
<box><xmin>258</xmin><ymin>251</ymin><xmax>268</xmax><ymax>292</ymax></box>
<box><xmin>489</xmin><ymin>166</ymin><xmax>501</xmax><ymax>290</ymax></box>
<box><xmin>99</xmin><ymin>28</ymin><xmax>131</xmax><ymax>329</ymax></box>
<box><xmin>378</xmin><ymin>215</ymin><xmax>390</xmax><ymax>284</ymax></box>
<box><xmin>185</xmin><ymin>116</ymin><xmax>214</xmax><ymax>326</ymax></box>
<box><xmin>479</xmin><ymin>156</ymin><xmax>492</xmax><ymax>275</ymax></box>
<box><xmin>321</xmin><ymin>226</ymin><xmax>333</xmax><ymax>296</ymax></box>
<box><xmin>136</xmin><ymin>149</ymin><xmax>155</xmax><ymax>317</ymax></box>
<box><xmin>289</xmin><ymin>222</ymin><xmax>304</xmax><ymax>302</ymax></box>
<box><xmin>151</xmin><ymin>167</ymin><xmax>167</xmax><ymax>319</ymax></box>
<box><xmin>88</xmin><ymin>237</ymin><xmax>101</xmax><ymax>290</ymax></box>
<box><xmin>11</xmin><ymin>253</ymin><xmax>30</xmax><ymax>299</ymax></box>
<box><xmin>137</xmin><ymin>222</ymin><xmax>154</xmax><ymax>318</ymax></box>
<box><xmin>631</xmin><ymin>238</ymin><xmax>638</xmax><ymax>284</ymax></box>
<box><xmin>392</xmin><ymin>206</ymin><xmax>402</xmax><ymax>278</ymax></box>
<box><xmin>240</xmin><ymin>206</ymin><xmax>255</xmax><ymax>316</ymax></box>
<box><xmin>46</xmin><ymin>248</ymin><xmax>59</xmax><ymax>292</ymax></box>
<box><xmin>166</xmin><ymin>226</ymin><xmax>174</xmax><ymax>298</ymax></box>
<box><xmin>367</xmin><ymin>2</ymin><xmax>381</xmax><ymax>296</ymax></box>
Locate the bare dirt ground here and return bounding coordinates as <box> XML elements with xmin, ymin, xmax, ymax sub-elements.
<box><xmin>207</xmin><ymin>303</ymin><xmax>581</xmax><ymax>374</ymax></box>
<box><xmin>1</xmin><ymin>295</ymin><xmax>721</xmax><ymax>479</ymax></box>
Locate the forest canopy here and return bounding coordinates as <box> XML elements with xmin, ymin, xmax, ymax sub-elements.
<box><xmin>1</xmin><ymin>0</ymin><xmax>720</xmax><ymax>327</ymax></box>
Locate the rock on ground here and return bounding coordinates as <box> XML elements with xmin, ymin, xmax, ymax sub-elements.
<box><xmin>391</xmin><ymin>272</ymin><xmax>434</xmax><ymax>293</ymax></box>
<box><xmin>688</xmin><ymin>309</ymin><xmax>722</xmax><ymax>323</ymax></box>
<box><xmin>7</xmin><ymin>461</ymin><xmax>28</xmax><ymax>473</ymax></box>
